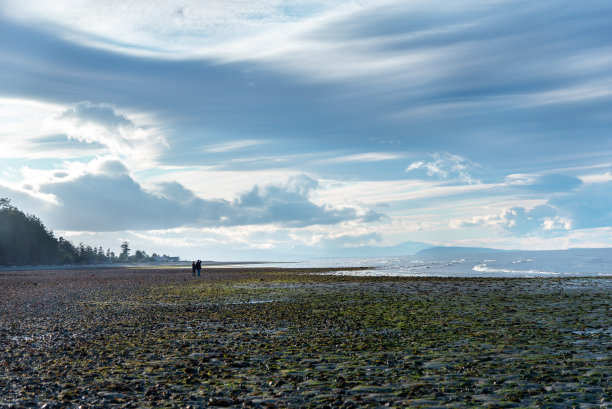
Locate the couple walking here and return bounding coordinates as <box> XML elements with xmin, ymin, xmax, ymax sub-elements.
<box><xmin>192</xmin><ymin>260</ymin><xmax>202</xmax><ymax>276</ymax></box>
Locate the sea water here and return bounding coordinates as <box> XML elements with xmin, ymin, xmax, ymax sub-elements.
<box><xmin>249</xmin><ymin>248</ymin><xmax>612</xmax><ymax>277</ymax></box>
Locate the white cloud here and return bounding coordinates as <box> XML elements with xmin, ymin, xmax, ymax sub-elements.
<box><xmin>228</xmin><ymin>175</ymin><xmax>384</xmax><ymax>227</ymax></box>
<box><xmin>203</xmin><ymin>139</ymin><xmax>264</xmax><ymax>153</ymax></box>
<box><xmin>1</xmin><ymin>169</ymin><xmax>383</xmax><ymax>231</ymax></box>
<box><xmin>505</xmin><ymin>173</ymin><xmax>582</xmax><ymax>193</ymax></box>
<box><xmin>314</xmin><ymin>178</ymin><xmax>501</xmax><ymax>209</ymax></box>
<box><xmin>1</xmin><ymin>155</ymin><xmax>139</xmax><ymax>208</ymax></box>
<box><xmin>52</xmin><ymin>102</ymin><xmax>141</xmax><ymax>148</ymax></box>
<box><xmin>456</xmin><ymin>227</ymin><xmax>612</xmax><ymax>251</ymax></box>
<box><xmin>88</xmin><ymin>157</ymin><xmax>130</xmax><ymax>177</ymax></box>
<box><xmin>406</xmin><ymin>152</ymin><xmax>480</xmax><ymax>184</ymax></box>
<box><xmin>0</xmin><ymin>97</ymin><xmax>61</xmax><ymax>136</ymax></box>
<box><xmin>449</xmin><ymin>176</ymin><xmax>612</xmax><ymax>236</ymax></box>
<box><xmin>581</xmin><ymin>172</ymin><xmax>612</xmax><ymax>184</ymax></box>
<box><xmin>505</xmin><ymin>173</ymin><xmax>534</xmax><ymax>186</ymax></box>
<box><xmin>0</xmin><ymin>97</ymin><xmax>166</xmax><ymax>175</ymax></box>
<box><xmin>4</xmin><ymin>0</ymin><xmax>611</xmax><ymax>126</ymax></box>
<box><xmin>449</xmin><ymin>213</ymin><xmax>501</xmax><ymax>230</ymax></box>
<box><xmin>390</xmin><ymin>98</ymin><xmax>503</xmax><ymax>121</ymax></box>
<box><xmin>542</xmin><ymin>216</ymin><xmax>572</xmax><ymax>231</ymax></box>
<box><xmin>317</xmin><ymin>152</ymin><xmax>405</xmax><ymax>164</ymax></box>
<box><xmin>0</xmin><ymin>97</ymin><xmax>75</xmax><ymax>159</ymax></box>
<box><xmin>144</xmin><ymin>167</ymin><xmax>305</xmax><ymax>201</ymax></box>
<box><xmin>519</xmin><ymin>78</ymin><xmax>612</xmax><ymax>107</ymax></box>
<box><xmin>314</xmin><ymin>179</ymin><xmax>438</xmax><ymax>207</ymax></box>
<box><xmin>450</xmin><ymin>205</ymin><xmax>572</xmax><ymax>235</ymax></box>
<box><xmin>47</xmin><ymin>101</ymin><xmax>166</xmax><ymax>167</ymax></box>
<box><xmin>0</xmin><ymin>0</ymin><xmax>504</xmax><ymax>93</ymax></box>
<box><xmin>0</xmin><ymin>180</ymin><xmax>60</xmax><ymax>205</ymax></box>
<box><xmin>391</xmin><ymin>77</ymin><xmax>612</xmax><ymax>122</ymax></box>
<box><xmin>549</xmin><ymin>181</ymin><xmax>612</xmax><ymax>229</ymax></box>
<box><xmin>0</xmin><ymin>0</ymin><xmax>351</xmax><ymax>57</ymax></box>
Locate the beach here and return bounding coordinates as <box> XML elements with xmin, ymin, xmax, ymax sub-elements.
<box><xmin>1</xmin><ymin>267</ymin><xmax>611</xmax><ymax>408</ymax></box>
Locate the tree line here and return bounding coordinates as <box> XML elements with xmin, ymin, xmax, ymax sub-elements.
<box><xmin>0</xmin><ymin>198</ymin><xmax>175</xmax><ymax>266</ymax></box>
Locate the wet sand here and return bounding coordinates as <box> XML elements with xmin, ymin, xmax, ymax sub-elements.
<box><xmin>1</xmin><ymin>267</ymin><xmax>611</xmax><ymax>408</ymax></box>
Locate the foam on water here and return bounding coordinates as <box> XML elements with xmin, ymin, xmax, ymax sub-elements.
<box><xmin>249</xmin><ymin>248</ymin><xmax>612</xmax><ymax>277</ymax></box>
<box><xmin>472</xmin><ymin>263</ymin><xmax>561</xmax><ymax>276</ymax></box>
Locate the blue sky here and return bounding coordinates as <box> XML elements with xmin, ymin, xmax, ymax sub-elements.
<box><xmin>1</xmin><ymin>0</ymin><xmax>611</xmax><ymax>260</ymax></box>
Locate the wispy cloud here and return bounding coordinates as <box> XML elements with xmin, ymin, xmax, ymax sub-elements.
<box><xmin>406</xmin><ymin>152</ymin><xmax>480</xmax><ymax>184</ymax></box>
<box><xmin>0</xmin><ymin>97</ymin><xmax>167</xmax><ymax>173</ymax></box>
<box><xmin>580</xmin><ymin>172</ymin><xmax>612</xmax><ymax>184</ymax></box>
<box><xmin>0</xmin><ymin>97</ymin><xmax>68</xmax><ymax>159</ymax></box>
<box><xmin>314</xmin><ymin>179</ymin><xmax>502</xmax><ymax>210</ymax></box>
<box><xmin>505</xmin><ymin>173</ymin><xmax>582</xmax><ymax>193</ymax></box>
<box><xmin>317</xmin><ymin>152</ymin><xmax>405</xmax><ymax>164</ymax></box>
<box><xmin>203</xmin><ymin>139</ymin><xmax>264</xmax><ymax>153</ymax></box>
<box><xmin>519</xmin><ymin>79</ymin><xmax>612</xmax><ymax>107</ymax></box>
<box><xmin>0</xmin><ymin>0</ymin><xmax>348</xmax><ymax>57</ymax></box>
<box><xmin>48</xmin><ymin>101</ymin><xmax>167</xmax><ymax>167</ymax></box>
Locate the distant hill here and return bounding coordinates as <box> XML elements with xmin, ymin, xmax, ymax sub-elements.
<box><xmin>332</xmin><ymin>241</ymin><xmax>432</xmax><ymax>257</ymax></box>
<box><xmin>416</xmin><ymin>246</ymin><xmax>503</xmax><ymax>255</ymax></box>
<box><xmin>265</xmin><ymin>241</ymin><xmax>434</xmax><ymax>261</ymax></box>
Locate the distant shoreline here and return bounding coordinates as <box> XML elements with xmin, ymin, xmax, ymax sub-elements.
<box><xmin>0</xmin><ymin>260</ymin><xmax>278</xmax><ymax>272</ymax></box>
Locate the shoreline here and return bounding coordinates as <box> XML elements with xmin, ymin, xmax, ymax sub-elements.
<box><xmin>3</xmin><ymin>263</ymin><xmax>612</xmax><ymax>279</ymax></box>
<box><xmin>0</xmin><ymin>260</ymin><xmax>279</xmax><ymax>272</ymax></box>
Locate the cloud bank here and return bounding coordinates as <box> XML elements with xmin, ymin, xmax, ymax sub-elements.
<box><xmin>1</xmin><ymin>161</ymin><xmax>383</xmax><ymax>231</ymax></box>
<box><xmin>451</xmin><ymin>179</ymin><xmax>612</xmax><ymax>235</ymax></box>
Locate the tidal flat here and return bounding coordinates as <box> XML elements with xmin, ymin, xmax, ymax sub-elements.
<box><xmin>1</xmin><ymin>268</ymin><xmax>611</xmax><ymax>408</ymax></box>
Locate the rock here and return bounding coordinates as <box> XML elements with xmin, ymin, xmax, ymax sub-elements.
<box><xmin>208</xmin><ymin>397</ymin><xmax>233</xmax><ymax>407</ymax></box>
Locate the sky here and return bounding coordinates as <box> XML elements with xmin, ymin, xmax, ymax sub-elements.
<box><xmin>1</xmin><ymin>0</ymin><xmax>611</xmax><ymax>260</ymax></box>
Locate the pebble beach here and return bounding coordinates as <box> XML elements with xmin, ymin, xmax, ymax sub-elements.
<box><xmin>1</xmin><ymin>267</ymin><xmax>611</xmax><ymax>408</ymax></box>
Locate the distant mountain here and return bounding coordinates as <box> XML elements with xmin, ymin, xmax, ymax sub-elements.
<box><xmin>332</xmin><ymin>241</ymin><xmax>433</xmax><ymax>257</ymax></box>
<box><xmin>416</xmin><ymin>246</ymin><xmax>503</xmax><ymax>255</ymax></box>
<box><xmin>277</xmin><ymin>241</ymin><xmax>433</xmax><ymax>260</ymax></box>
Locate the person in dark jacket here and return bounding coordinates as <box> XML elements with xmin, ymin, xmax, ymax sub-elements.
<box><xmin>195</xmin><ymin>260</ymin><xmax>202</xmax><ymax>276</ymax></box>
<box><xmin>191</xmin><ymin>261</ymin><xmax>196</xmax><ymax>276</ymax></box>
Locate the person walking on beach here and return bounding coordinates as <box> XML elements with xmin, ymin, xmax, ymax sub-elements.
<box><xmin>195</xmin><ymin>260</ymin><xmax>202</xmax><ymax>277</ymax></box>
<box><xmin>191</xmin><ymin>261</ymin><xmax>196</xmax><ymax>276</ymax></box>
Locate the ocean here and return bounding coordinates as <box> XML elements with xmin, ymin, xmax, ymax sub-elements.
<box><xmin>251</xmin><ymin>248</ymin><xmax>612</xmax><ymax>277</ymax></box>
